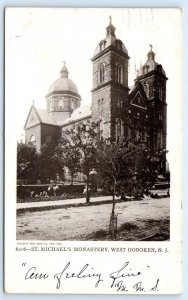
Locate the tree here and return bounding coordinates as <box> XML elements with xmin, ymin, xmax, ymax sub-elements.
<box><xmin>96</xmin><ymin>138</ymin><xmax>166</xmax><ymax>239</ymax></box>
<box><xmin>56</xmin><ymin>136</ymin><xmax>81</xmax><ymax>185</ymax></box>
<box><xmin>38</xmin><ymin>141</ymin><xmax>64</xmax><ymax>183</ymax></box>
<box><xmin>96</xmin><ymin>140</ymin><xmax>139</xmax><ymax>205</ymax></box>
<box><xmin>61</xmin><ymin>123</ymin><xmax>98</xmax><ymax>203</ymax></box>
<box><xmin>17</xmin><ymin>142</ymin><xmax>39</xmax><ymax>183</ymax></box>
<box><xmin>133</xmin><ymin>148</ymin><xmax>167</xmax><ymax>195</ymax></box>
<box><xmin>96</xmin><ymin>140</ymin><xmax>136</xmax><ymax>239</ymax></box>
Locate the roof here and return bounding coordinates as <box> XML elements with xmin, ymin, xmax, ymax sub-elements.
<box><xmin>47</xmin><ymin>64</ymin><xmax>80</xmax><ymax>96</ymax></box>
<box><xmin>137</xmin><ymin>46</ymin><xmax>166</xmax><ymax>78</ymax></box>
<box><xmin>24</xmin><ymin>103</ymin><xmax>92</xmax><ymax>130</ymax></box>
<box><xmin>47</xmin><ymin>77</ymin><xmax>79</xmax><ymax>95</ymax></box>
<box><xmin>93</xmin><ymin>20</ymin><xmax>128</xmax><ymax>57</ymax></box>
<box><xmin>24</xmin><ymin>105</ymin><xmax>58</xmax><ymax>130</ymax></box>
<box><xmin>36</xmin><ymin>108</ymin><xmax>57</xmax><ymax>125</ymax></box>
<box><xmin>60</xmin><ymin>105</ymin><xmax>91</xmax><ymax>126</ymax></box>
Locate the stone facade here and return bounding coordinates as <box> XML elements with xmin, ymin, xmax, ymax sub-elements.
<box><xmin>25</xmin><ymin>123</ymin><xmax>60</xmax><ymax>152</ymax></box>
<box><xmin>25</xmin><ymin>124</ymin><xmax>42</xmax><ymax>153</ymax></box>
<box><xmin>134</xmin><ymin>67</ymin><xmax>167</xmax><ymax>152</ymax></box>
<box><xmin>24</xmin><ymin>19</ymin><xmax>167</xmax><ymax>162</ymax></box>
<box><xmin>91</xmin><ymin>21</ymin><xmax>130</xmax><ymax>141</ymax></box>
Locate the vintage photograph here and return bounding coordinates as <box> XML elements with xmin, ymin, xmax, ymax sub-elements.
<box><xmin>5</xmin><ymin>7</ymin><xmax>183</xmax><ymax>295</ymax></box>
<box><xmin>9</xmin><ymin>8</ymin><xmax>176</xmax><ymax>242</ymax></box>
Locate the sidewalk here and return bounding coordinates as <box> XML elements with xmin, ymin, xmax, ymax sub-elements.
<box><xmin>17</xmin><ymin>189</ymin><xmax>169</xmax><ymax>214</ymax></box>
<box><xmin>17</xmin><ymin>195</ymin><xmax>122</xmax><ymax>214</ymax></box>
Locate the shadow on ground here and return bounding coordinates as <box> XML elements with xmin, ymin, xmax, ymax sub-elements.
<box><xmin>83</xmin><ymin>218</ymin><xmax>170</xmax><ymax>241</ymax></box>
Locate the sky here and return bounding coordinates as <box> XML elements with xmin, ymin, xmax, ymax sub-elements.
<box><xmin>2</xmin><ymin>5</ymin><xmax>186</xmax><ymax>299</ymax></box>
<box><xmin>5</xmin><ymin>8</ymin><xmax>182</xmax><ymax>153</ymax></box>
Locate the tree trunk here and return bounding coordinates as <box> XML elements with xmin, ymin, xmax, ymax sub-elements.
<box><xmin>86</xmin><ymin>174</ymin><xmax>90</xmax><ymax>204</ymax></box>
<box><xmin>111</xmin><ymin>179</ymin><xmax>116</xmax><ymax>240</ymax></box>
<box><xmin>112</xmin><ymin>179</ymin><xmax>116</xmax><ymax>216</ymax></box>
<box><xmin>71</xmin><ymin>172</ymin><xmax>74</xmax><ymax>186</ymax></box>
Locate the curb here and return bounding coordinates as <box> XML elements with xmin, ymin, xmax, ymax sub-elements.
<box><xmin>16</xmin><ymin>198</ymin><xmax>126</xmax><ymax>215</ymax></box>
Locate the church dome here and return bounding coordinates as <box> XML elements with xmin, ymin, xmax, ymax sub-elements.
<box><xmin>93</xmin><ymin>17</ymin><xmax>128</xmax><ymax>57</ymax></box>
<box><xmin>47</xmin><ymin>63</ymin><xmax>79</xmax><ymax>96</ymax></box>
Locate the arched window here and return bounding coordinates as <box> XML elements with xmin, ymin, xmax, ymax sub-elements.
<box><xmin>143</xmin><ymin>82</ymin><xmax>149</xmax><ymax>98</ymax></box>
<box><xmin>156</xmin><ymin>65</ymin><xmax>162</xmax><ymax>73</ymax></box>
<box><xmin>98</xmin><ymin>98</ymin><xmax>104</xmax><ymax>114</ymax></box>
<box><xmin>115</xmin><ymin>64</ymin><xmax>123</xmax><ymax>84</ymax></box>
<box><xmin>142</xmin><ymin>66</ymin><xmax>146</xmax><ymax>74</ymax></box>
<box><xmin>99</xmin><ymin>64</ymin><xmax>105</xmax><ymax>84</ymax></box>
<box><xmin>117</xmin><ymin>98</ymin><xmax>123</xmax><ymax>108</ymax></box>
<box><xmin>99</xmin><ymin>41</ymin><xmax>106</xmax><ymax>52</ymax></box>
<box><xmin>99</xmin><ymin>120</ymin><xmax>104</xmax><ymax>140</ymax></box>
<box><xmin>30</xmin><ymin>135</ymin><xmax>36</xmax><ymax>143</ymax></box>
<box><xmin>159</xmin><ymin>86</ymin><xmax>163</xmax><ymax>101</ymax></box>
<box><xmin>59</xmin><ymin>99</ymin><xmax>64</xmax><ymax>108</ymax></box>
<box><xmin>116</xmin><ymin>118</ymin><xmax>124</xmax><ymax>142</ymax></box>
<box><xmin>116</xmin><ymin>40</ymin><xmax>122</xmax><ymax>50</ymax></box>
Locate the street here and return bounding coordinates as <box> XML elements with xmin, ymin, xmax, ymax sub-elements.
<box><xmin>17</xmin><ymin>197</ymin><xmax>170</xmax><ymax>241</ymax></box>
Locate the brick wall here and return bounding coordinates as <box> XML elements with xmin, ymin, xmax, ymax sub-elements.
<box><xmin>25</xmin><ymin>124</ymin><xmax>41</xmax><ymax>153</ymax></box>
<box><xmin>25</xmin><ymin>124</ymin><xmax>60</xmax><ymax>152</ymax></box>
<box><xmin>41</xmin><ymin>124</ymin><xmax>60</xmax><ymax>145</ymax></box>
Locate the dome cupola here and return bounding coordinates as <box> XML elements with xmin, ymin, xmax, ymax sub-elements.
<box><xmin>46</xmin><ymin>62</ymin><xmax>81</xmax><ymax>123</ymax></box>
<box><xmin>47</xmin><ymin>62</ymin><xmax>80</xmax><ymax>96</ymax></box>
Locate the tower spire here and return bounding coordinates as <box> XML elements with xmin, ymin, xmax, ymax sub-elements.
<box><xmin>106</xmin><ymin>16</ymin><xmax>116</xmax><ymax>37</ymax></box>
<box><xmin>147</xmin><ymin>44</ymin><xmax>155</xmax><ymax>61</ymax></box>
<box><xmin>60</xmin><ymin>61</ymin><xmax>69</xmax><ymax>78</ymax></box>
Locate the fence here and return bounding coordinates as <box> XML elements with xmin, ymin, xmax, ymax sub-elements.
<box><xmin>17</xmin><ymin>184</ymin><xmax>85</xmax><ymax>200</ymax></box>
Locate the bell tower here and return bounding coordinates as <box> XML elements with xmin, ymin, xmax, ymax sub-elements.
<box><xmin>135</xmin><ymin>45</ymin><xmax>168</xmax><ymax>153</ymax></box>
<box><xmin>91</xmin><ymin>17</ymin><xmax>130</xmax><ymax>140</ymax></box>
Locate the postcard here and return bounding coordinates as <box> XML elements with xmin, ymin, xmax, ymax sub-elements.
<box><xmin>4</xmin><ymin>7</ymin><xmax>182</xmax><ymax>294</ymax></box>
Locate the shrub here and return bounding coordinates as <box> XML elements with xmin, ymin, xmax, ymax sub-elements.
<box><xmin>17</xmin><ymin>184</ymin><xmax>85</xmax><ymax>200</ymax></box>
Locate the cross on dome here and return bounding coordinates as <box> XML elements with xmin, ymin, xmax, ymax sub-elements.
<box><xmin>106</xmin><ymin>15</ymin><xmax>116</xmax><ymax>37</ymax></box>
<box><xmin>60</xmin><ymin>61</ymin><xmax>69</xmax><ymax>78</ymax></box>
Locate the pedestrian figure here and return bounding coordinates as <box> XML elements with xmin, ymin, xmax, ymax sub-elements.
<box><xmin>120</xmin><ymin>191</ymin><xmax>126</xmax><ymax>200</ymax></box>
<box><xmin>53</xmin><ymin>184</ymin><xmax>59</xmax><ymax>197</ymax></box>
<box><xmin>44</xmin><ymin>191</ymin><xmax>49</xmax><ymax>198</ymax></box>
<box><xmin>83</xmin><ymin>186</ymin><xmax>87</xmax><ymax>194</ymax></box>
<box><xmin>48</xmin><ymin>184</ymin><xmax>53</xmax><ymax>196</ymax></box>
